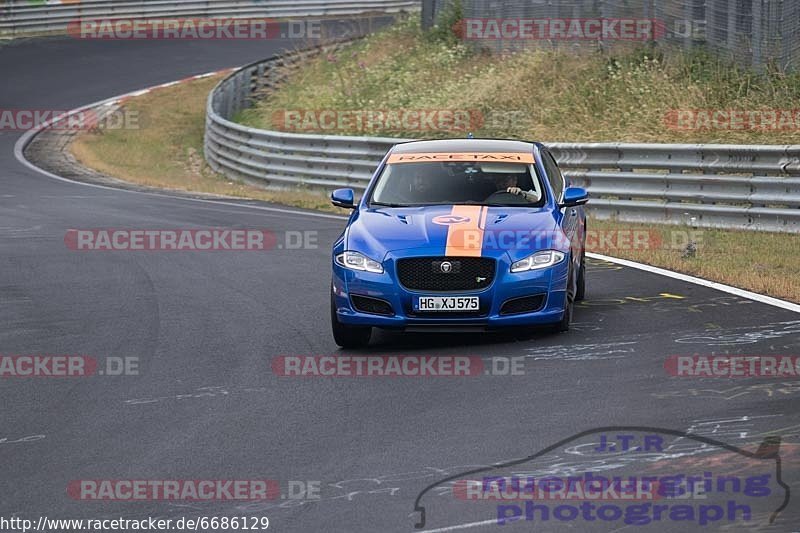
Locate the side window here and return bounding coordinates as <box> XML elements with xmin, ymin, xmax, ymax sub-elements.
<box><xmin>542</xmin><ymin>151</ymin><xmax>565</xmax><ymax>203</ymax></box>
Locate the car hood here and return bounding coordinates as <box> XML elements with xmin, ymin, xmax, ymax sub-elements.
<box><xmin>345</xmin><ymin>205</ymin><xmax>564</xmax><ymax>261</ymax></box>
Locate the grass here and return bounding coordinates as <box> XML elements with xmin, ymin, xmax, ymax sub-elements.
<box><xmin>70</xmin><ymin>75</ymin><xmax>346</xmax><ymax>214</ymax></box>
<box><xmin>68</xmin><ymin>23</ymin><xmax>800</xmax><ymax>303</ymax></box>
<box><xmin>238</xmin><ymin>17</ymin><xmax>800</xmax><ymax>144</ymax></box>
<box><xmin>588</xmin><ymin>219</ymin><xmax>800</xmax><ymax>302</ymax></box>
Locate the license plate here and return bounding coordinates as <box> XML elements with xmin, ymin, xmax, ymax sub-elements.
<box><xmin>415</xmin><ymin>296</ymin><xmax>479</xmax><ymax>312</ymax></box>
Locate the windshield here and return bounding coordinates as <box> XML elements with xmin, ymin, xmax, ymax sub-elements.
<box><xmin>369</xmin><ymin>161</ymin><xmax>545</xmax><ymax>207</ymax></box>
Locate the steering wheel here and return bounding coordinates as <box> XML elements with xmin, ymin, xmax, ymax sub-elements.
<box><xmin>484</xmin><ymin>190</ymin><xmax>529</xmax><ymax>204</ymax></box>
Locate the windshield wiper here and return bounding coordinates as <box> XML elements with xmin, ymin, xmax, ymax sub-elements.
<box><xmin>370</xmin><ymin>201</ymin><xmax>409</xmax><ymax>208</ymax></box>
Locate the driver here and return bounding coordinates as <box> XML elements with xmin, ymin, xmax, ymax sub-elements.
<box><xmin>394</xmin><ymin>173</ymin><xmax>431</xmax><ymax>203</ymax></box>
<box><xmin>492</xmin><ymin>174</ymin><xmax>537</xmax><ymax>201</ymax></box>
<box><xmin>409</xmin><ymin>174</ymin><xmax>430</xmax><ymax>195</ymax></box>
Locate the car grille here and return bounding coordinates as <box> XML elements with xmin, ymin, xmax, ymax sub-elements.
<box><xmin>396</xmin><ymin>257</ymin><xmax>496</xmax><ymax>292</ymax></box>
<box><xmin>351</xmin><ymin>295</ymin><xmax>394</xmax><ymax>316</ymax></box>
<box><xmin>500</xmin><ymin>294</ymin><xmax>546</xmax><ymax>315</ymax></box>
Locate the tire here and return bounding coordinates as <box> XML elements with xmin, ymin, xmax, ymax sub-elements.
<box><xmin>553</xmin><ymin>267</ymin><xmax>575</xmax><ymax>333</ymax></box>
<box><xmin>575</xmin><ymin>250</ymin><xmax>586</xmax><ymax>301</ymax></box>
<box><xmin>330</xmin><ymin>286</ymin><xmax>371</xmax><ymax>348</ymax></box>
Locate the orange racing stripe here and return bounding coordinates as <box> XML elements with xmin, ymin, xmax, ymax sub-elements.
<box><xmin>445</xmin><ymin>205</ymin><xmax>487</xmax><ymax>257</ymax></box>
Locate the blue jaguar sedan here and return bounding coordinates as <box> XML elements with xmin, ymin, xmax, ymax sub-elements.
<box><xmin>330</xmin><ymin>139</ymin><xmax>588</xmax><ymax>348</ymax></box>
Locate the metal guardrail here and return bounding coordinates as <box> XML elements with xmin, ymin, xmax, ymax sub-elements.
<box><xmin>205</xmin><ymin>45</ymin><xmax>800</xmax><ymax>233</ymax></box>
<box><xmin>549</xmin><ymin>143</ymin><xmax>800</xmax><ymax>232</ymax></box>
<box><xmin>0</xmin><ymin>0</ymin><xmax>419</xmax><ymax>35</ymax></box>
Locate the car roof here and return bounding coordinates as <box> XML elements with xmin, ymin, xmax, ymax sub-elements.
<box><xmin>389</xmin><ymin>138</ymin><xmax>541</xmax><ymax>154</ymax></box>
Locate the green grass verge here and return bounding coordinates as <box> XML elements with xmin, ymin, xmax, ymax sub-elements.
<box><xmin>238</xmin><ymin>17</ymin><xmax>800</xmax><ymax>144</ymax></box>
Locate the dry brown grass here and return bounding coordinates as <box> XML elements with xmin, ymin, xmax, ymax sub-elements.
<box><xmin>71</xmin><ymin>75</ymin><xmax>348</xmax><ymax>214</ymax></box>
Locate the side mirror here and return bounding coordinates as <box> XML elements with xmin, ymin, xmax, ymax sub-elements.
<box><xmin>560</xmin><ymin>187</ymin><xmax>588</xmax><ymax>208</ymax></box>
<box><xmin>331</xmin><ymin>188</ymin><xmax>355</xmax><ymax>209</ymax></box>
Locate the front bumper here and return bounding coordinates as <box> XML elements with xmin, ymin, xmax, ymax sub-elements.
<box><xmin>332</xmin><ymin>253</ymin><xmax>569</xmax><ymax>330</ymax></box>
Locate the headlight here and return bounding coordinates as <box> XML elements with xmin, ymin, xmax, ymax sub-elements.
<box><xmin>510</xmin><ymin>250</ymin><xmax>565</xmax><ymax>273</ymax></box>
<box><xmin>335</xmin><ymin>251</ymin><xmax>384</xmax><ymax>273</ymax></box>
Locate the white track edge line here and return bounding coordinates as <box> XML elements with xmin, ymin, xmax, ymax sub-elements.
<box><xmin>12</xmin><ymin>70</ymin><xmax>346</xmax><ymax>222</ymax></box>
<box><xmin>414</xmin><ymin>518</ymin><xmax>500</xmax><ymax>532</ymax></box>
<box><xmin>587</xmin><ymin>252</ymin><xmax>800</xmax><ymax>313</ymax></box>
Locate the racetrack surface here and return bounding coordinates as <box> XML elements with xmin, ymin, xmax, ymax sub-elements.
<box><xmin>1</xmin><ymin>27</ymin><xmax>799</xmax><ymax>532</ymax></box>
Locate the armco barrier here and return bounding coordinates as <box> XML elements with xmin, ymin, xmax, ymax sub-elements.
<box><xmin>0</xmin><ymin>0</ymin><xmax>419</xmax><ymax>36</ymax></box>
<box><xmin>205</xmin><ymin>45</ymin><xmax>800</xmax><ymax>233</ymax></box>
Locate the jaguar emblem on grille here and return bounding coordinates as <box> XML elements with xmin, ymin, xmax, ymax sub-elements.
<box><xmin>440</xmin><ymin>261</ymin><xmax>453</xmax><ymax>273</ymax></box>
<box><xmin>476</xmin><ymin>276</ymin><xmax>486</xmax><ymax>283</ymax></box>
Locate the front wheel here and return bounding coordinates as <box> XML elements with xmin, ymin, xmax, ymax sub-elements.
<box><xmin>575</xmin><ymin>251</ymin><xmax>586</xmax><ymax>301</ymax></box>
<box><xmin>331</xmin><ymin>286</ymin><xmax>371</xmax><ymax>348</ymax></box>
<box><xmin>553</xmin><ymin>267</ymin><xmax>575</xmax><ymax>332</ymax></box>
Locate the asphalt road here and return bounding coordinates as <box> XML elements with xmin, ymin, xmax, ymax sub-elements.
<box><xmin>1</xmin><ymin>25</ymin><xmax>799</xmax><ymax>533</ymax></box>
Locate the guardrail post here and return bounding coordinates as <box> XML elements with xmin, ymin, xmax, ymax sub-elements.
<box><xmin>752</xmin><ymin>0</ymin><xmax>763</xmax><ymax>71</ymax></box>
<box><xmin>256</xmin><ymin>63</ymin><xmax>266</xmax><ymax>93</ymax></box>
<box><xmin>420</xmin><ymin>0</ymin><xmax>435</xmax><ymax>30</ymax></box>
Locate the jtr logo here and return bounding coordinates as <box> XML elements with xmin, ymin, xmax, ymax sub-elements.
<box><xmin>433</xmin><ymin>215</ymin><xmax>471</xmax><ymax>225</ymax></box>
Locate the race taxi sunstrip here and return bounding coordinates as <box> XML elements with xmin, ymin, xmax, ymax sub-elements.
<box><xmin>329</xmin><ymin>139</ymin><xmax>588</xmax><ymax>348</ymax></box>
